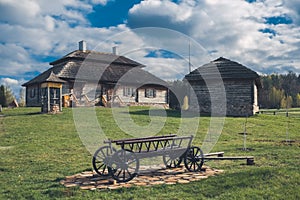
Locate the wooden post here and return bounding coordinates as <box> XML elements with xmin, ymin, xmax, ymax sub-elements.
<box><xmin>247</xmin><ymin>157</ymin><xmax>255</xmax><ymax>165</ymax></box>
<box><xmin>47</xmin><ymin>86</ymin><xmax>50</xmax><ymax>112</ymax></box>
<box><xmin>59</xmin><ymin>86</ymin><xmax>62</xmax><ymax>112</ymax></box>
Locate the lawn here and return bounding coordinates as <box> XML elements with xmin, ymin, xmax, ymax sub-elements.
<box><xmin>0</xmin><ymin>107</ymin><xmax>299</xmax><ymax>200</ymax></box>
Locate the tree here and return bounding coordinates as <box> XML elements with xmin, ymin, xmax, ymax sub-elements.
<box><xmin>0</xmin><ymin>85</ymin><xmax>6</xmax><ymax>106</ymax></box>
<box><xmin>280</xmin><ymin>95</ymin><xmax>293</xmax><ymax>109</ymax></box>
<box><xmin>0</xmin><ymin>85</ymin><xmax>15</xmax><ymax>107</ymax></box>
<box><xmin>19</xmin><ymin>88</ymin><xmax>26</xmax><ymax>107</ymax></box>
<box><xmin>287</xmin><ymin>96</ymin><xmax>293</xmax><ymax>109</ymax></box>
<box><xmin>259</xmin><ymin>72</ymin><xmax>300</xmax><ymax>108</ymax></box>
<box><xmin>296</xmin><ymin>93</ymin><xmax>300</xmax><ymax>107</ymax></box>
<box><xmin>269</xmin><ymin>87</ymin><xmax>284</xmax><ymax>109</ymax></box>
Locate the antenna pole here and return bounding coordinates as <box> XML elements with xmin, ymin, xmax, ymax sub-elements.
<box><xmin>188</xmin><ymin>39</ymin><xmax>191</xmax><ymax>73</ymax></box>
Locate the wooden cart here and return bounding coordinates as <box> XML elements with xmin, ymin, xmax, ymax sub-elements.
<box><xmin>92</xmin><ymin>134</ymin><xmax>204</xmax><ymax>182</ymax></box>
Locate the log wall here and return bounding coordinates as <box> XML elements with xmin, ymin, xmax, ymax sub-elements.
<box><xmin>189</xmin><ymin>79</ymin><xmax>258</xmax><ymax>116</ymax></box>
<box><xmin>25</xmin><ymin>85</ymin><xmax>40</xmax><ymax>107</ymax></box>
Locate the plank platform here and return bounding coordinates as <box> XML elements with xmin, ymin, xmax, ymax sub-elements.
<box><xmin>204</xmin><ymin>156</ymin><xmax>255</xmax><ymax>165</ymax></box>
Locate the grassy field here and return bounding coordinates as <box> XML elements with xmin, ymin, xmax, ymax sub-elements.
<box><xmin>0</xmin><ymin>107</ymin><xmax>299</xmax><ymax>200</ymax></box>
<box><xmin>259</xmin><ymin>108</ymin><xmax>300</xmax><ymax>118</ymax></box>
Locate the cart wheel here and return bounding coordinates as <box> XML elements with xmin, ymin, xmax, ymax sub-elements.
<box><xmin>163</xmin><ymin>154</ymin><xmax>182</xmax><ymax>168</ymax></box>
<box><xmin>109</xmin><ymin>149</ymin><xmax>139</xmax><ymax>182</ymax></box>
<box><xmin>92</xmin><ymin>146</ymin><xmax>116</xmax><ymax>176</ymax></box>
<box><xmin>184</xmin><ymin>146</ymin><xmax>204</xmax><ymax>172</ymax></box>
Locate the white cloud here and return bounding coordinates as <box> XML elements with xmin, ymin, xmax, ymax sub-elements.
<box><xmin>1</xmin><ymin>0</ymin><xmax>300</xmax><ymax>95</ymax></box>
<box><xmin>0</xmin><ymin>77</ymin><xmax>19</xmax><ymax>86</ymax></box>
<box><xmin>130</xmin><ymin>0</ymin><xmax>193</xmax><ymax>23</ymax></box>
<box><xmin>89</xmin><ymin>0</ymin><xmax>109</xmax><ymax>6</ymax></box>
<box><xmin>127</xmin><ymin>0</ymin><xmax>300</xmax><ymax>74</ymax></box>
<box><xmin>0</xmin><ymin>0</ymin><xmax>41</xmax><ymax>26</ymax></box>
<box><xmin>0</xmin><ymin>0</ymin><xmax>130</xmax><ymax>79</ymax></box>
<box><xmin>284</xmin><ymin>0</ymin><xmax>300</xmax><ymax>25</ymax></box>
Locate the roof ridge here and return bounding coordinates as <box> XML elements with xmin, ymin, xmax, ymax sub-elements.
<box><xmin>50</xmin><ymin>50</ymin><xmax>144</xmax><ymax>67</ymax></box>
<box><xmin>185</xmin><ymin>57</ymin><xmax>259</xmax><ymax>80</ymax></box>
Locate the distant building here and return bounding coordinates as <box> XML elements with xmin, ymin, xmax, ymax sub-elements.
<box><xmin>185</xmin><ymin>57</ymin><xmax>260</xmax><ymax>116</ymax></box>
<box><xmin>22</xmin><ymin>41</ymin><xmax>168</xmax><ymax>108</ymax></box>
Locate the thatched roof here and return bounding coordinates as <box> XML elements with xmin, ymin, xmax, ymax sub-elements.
<box><xmin>23</xmin><ymin>50</ymin><xmax>166</xmax><ymax>87</ymax></box>
<box><xmin>185</xmin><ymin>57</ymin><xmax>259</xmax><ymax>81</ymax></box>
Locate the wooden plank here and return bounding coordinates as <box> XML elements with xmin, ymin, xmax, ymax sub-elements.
<box><xmin>109</xmin><ymin>134</ymin><xmax>177</xmax><ymax>144</ymax></box>
<box><xmin>114</xmin><ymin>135</ymin><xmax>192</xmax><ymax>145</ymax></box>
<box><xmin>204</xmin><ymin>156</ymin><xmax>254</xmax><ymax>165</ymax></box>
<box><xmin>205</xmin><ymin>156</ymin><xmax>253</xmax><ymax>160</ymax></box>
<box><xmin>204</xmin><ymin>152</ymin><xmax>224</xmax><ymax>157</ymax></box>
<box><xmin>111</xmin><ymin>135</ymin><xmax>192</xmax><ymax>145</ymax></box>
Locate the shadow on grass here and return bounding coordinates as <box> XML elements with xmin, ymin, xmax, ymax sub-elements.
<box><xmin>126</xmin><ymin>109</ymin><xmax>208</xmax><ymax>118</ymax></box>
<box><xmin>2</xmin><ymin>112</ymin><xmax>43</xmax><ymax>117</ymax></box>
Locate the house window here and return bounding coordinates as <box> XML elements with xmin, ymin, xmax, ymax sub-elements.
<box><xmin>30</xmin><ymin>88</ymin><xmax>36</xmax><ymax>98</ymax></box>
<box><xmin>145</xmin><ymin>88</ymin><xmax>156</xmax><ymax>98</ymax></box>
<box><xmin>123</xmin><ymin>87</ymin><xmax>136</xmax><ymax>97</ymax></box>
<box><xmin>62</xmin><ymin>84</ymin><xmax>70</xmax><ymax>95</ymax></box>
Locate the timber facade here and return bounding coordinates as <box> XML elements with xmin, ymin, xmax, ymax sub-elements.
<box><xmin>22</xmin><ymin>41</ymin><xmax>168</xmax><ymax>108</ymax></box>
<box><xmin>185</xmin><ymin>57</ymin><xmax>260</xmax><ymax>116</ymax></box>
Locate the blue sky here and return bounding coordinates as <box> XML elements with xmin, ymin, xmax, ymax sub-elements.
<box><xmin>1</xmin><ymin>0</ymin><xmax>300</xmax><ymax>97</ymax></box>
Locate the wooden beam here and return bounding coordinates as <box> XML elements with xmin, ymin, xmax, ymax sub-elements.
<box><xmin>204</xmin><ymin>152</ymin><xmax>224</xmax><ymax>157</ymax></box>
<box><xmin>204</xmin><ymin>156</ymin><xmax>255</xmax><ymax>165</ymax></box>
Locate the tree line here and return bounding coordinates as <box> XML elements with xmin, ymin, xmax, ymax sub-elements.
<box><xmin>259</xmin><ymin>72</ymin><xmax>300</xmax><ymax>109</ymax></box>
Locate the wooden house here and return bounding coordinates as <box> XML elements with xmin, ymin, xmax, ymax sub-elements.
<box><xmin>184</xmin><ymin>57</ymin><xmax>260</xmax><ymax>116</ymax></box>
<box><xmin>22</xmin><ymin>41</ymin><xmax>169</xmax><ymax>108</ymax></box>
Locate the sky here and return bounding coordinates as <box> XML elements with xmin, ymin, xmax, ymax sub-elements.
<box><xmin>1</xmin><ymin>0</ymin><xmax>300</xmax><ymax>98</ymax></box>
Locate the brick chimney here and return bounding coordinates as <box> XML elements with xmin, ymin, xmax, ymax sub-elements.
<box><xmin>112</xmin><ymin>46</ymin><xmax>118</xmax><ymax>55</ymax></box>
<box><xmin>79</xmin><ymin>40</ymin><xmax>87</xmax><ymax>52</ymax></box>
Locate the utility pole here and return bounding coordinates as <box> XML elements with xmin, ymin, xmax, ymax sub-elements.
<box><xmin>188</xmin><ymin>39</ymin><xmax>191</xmax><ymax>73</ymax></box>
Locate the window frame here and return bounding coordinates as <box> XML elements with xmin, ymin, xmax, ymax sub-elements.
<box><xmin>145</xmin><ymin>88</ymin><xmax>156</xmax><ymax>98</ymax></box>
<box><xmin>123</xmin><ymin>87</ymin><xmax>136</xmax><ymax>97</ymax></box>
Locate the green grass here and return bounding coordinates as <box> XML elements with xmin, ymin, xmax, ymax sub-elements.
<box><xmin>259</xmin><ymin>108</ymin><xmax>300</xmax><ymax>118</ymax></box>
<box><xmin>0</xmin><ymin>107</ymin><xmax>299</xmax><ymax>199</ymax></box>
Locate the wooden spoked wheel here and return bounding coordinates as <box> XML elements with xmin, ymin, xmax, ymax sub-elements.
<box><xmin>163</xmin><ymin>154</ymin><xmax>182</xmax><ymax>168</ymax></box>
<box><xmin>92</xmin><ymin>146</ymin><xmax>116</xmax><ymax>176</ymax></box>
<box><xmin>109</xmin><ymin>149</ymin><xmax>139</xmax><ymax>182</ymax></box>
<box><xmin>184</xmin><ymin>146</ymin><xmax>204</xmax><ymax>172</ymax></box>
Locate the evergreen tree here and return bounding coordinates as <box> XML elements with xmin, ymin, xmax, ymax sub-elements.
<box><xmin>0</xmin><ymin>85</ymin><xmax>6</xmax><ymax>106</ymax></box>
<box><xmin>0</xmin><ymin>85</ymin><xmax>15</xmax><ymax>107</ymax></box>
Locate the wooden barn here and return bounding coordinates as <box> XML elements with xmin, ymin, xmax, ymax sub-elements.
<box><xmin>184</xmin><ymin>57</ymin><xmax>260</xmax><ymax>116</ymax></box>
<box><xmin>22</xmin><ymin>41</ymin><xmax>168</xmax><ymax>110</ymax></box>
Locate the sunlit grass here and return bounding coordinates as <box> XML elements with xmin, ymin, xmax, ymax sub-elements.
<box><xmin>0</xmin><ymin>107</ymin><xmax>299</xmax><ymax>199</ymax></box>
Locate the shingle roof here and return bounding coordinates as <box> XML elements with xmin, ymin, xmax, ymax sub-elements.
<box><xmin>185</xmin><ymin>57</ymin><xmax>259</xmax><ymax>81</ymax></box>
<box><xmin>49</xmin><ymin>50</ymin><xmax>144</xmax><ymax>67</ymax></box>
<box><xmin>22</xmin><ymin>51</ymin><xmax>166</xmax><ymax>87</ymax></box>
<box><xmin>22</xmin><ymin>69</ymin><xmax>65</xmax><ymax>86</ymax></box>
<box><xmin>44</xmin><ymin>71</ymin><xmax>66</xmax><ymax>83</ymax></box>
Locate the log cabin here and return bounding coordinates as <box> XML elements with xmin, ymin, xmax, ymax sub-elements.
<box><xmin>184</xmin><ymin>57</ymin><xmax>260</xmax><ymax>116</ymax></box>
